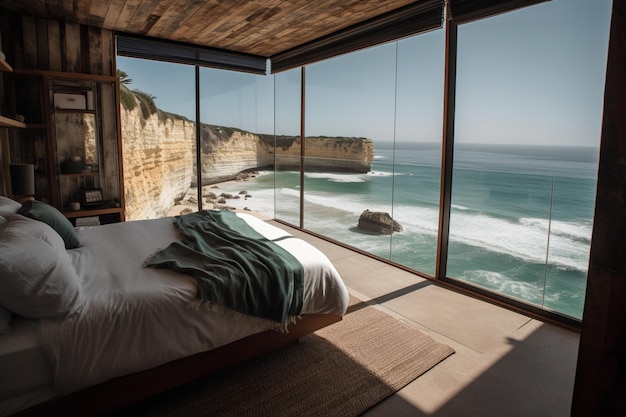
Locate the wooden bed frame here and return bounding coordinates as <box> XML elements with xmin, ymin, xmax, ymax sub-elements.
<box><xmin>13</xmin><ymin>313</ymin><xmax>341</xmax><ymax>417</ymax></box>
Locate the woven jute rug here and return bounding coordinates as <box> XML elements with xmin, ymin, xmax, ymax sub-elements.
<box><xmin>112</xmin><ymin>298</ymin><xmax>455</xmax><ymax>417</ymax></box>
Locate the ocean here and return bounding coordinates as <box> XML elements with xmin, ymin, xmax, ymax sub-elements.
<box><xmin>216</xmin><ymin>141</ymin><xmax>598</xmax><ymax>320</ymax></box>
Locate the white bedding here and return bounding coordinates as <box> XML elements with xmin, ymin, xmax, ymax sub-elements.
<box><xmin>0</xmin><ymin>212</ymin><xmax>348</xmax><ymax>415</ymax></box>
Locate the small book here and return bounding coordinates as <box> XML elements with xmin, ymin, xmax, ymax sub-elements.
<box><xmin>76</xmin><ymin>216</ymin><xmax>100</xmax><ymax>227</ymax></box>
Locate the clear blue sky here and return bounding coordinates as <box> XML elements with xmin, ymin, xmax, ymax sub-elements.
<box><xmin>117</xmin><ymin>0</ymin><xmax>611</xmax><ymax>147</ymax></box>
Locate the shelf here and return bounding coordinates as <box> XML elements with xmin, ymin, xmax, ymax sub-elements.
<box><xmin>63</xmin><ymin>206</ymin><xmax>122</xmax><ymax>219</ymax></box>
<box><xmin>25</xmin><ymin>123</ymin><xmax>47</xmax><ymax>129</ymax></box>
<box><xmin>0</xmin><ymin>115</ymin><xmax>26</xmax><ymax>128</ymax></box>
<box><xmin>60</xmin><ymin>171</ymin><xmax>100</xmax><ymax>178</ymax></box>
<box><xmin>54</xmin><ymin>108</ymin><xmax>96</xmax><ymax>114</ymax></box>
<box><xmin>0</xmin><ymin>58</ymin><xmax>13</xmax><ymax>72</ymax></box>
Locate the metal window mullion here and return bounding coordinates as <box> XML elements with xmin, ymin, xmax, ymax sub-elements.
<box><xmin>195</xmin><ymin>65</ymin><xmax>202</xmax><ymax>211</ymax></box>
<box><xmin>299</xmin><ymin>66</ymin><xmax>306</xmax><ymax>228</ymax></box>
<box><xmin>436</xmin><ymin>9</ymin><xmax>458</xmax><ymax>280</ymax></box>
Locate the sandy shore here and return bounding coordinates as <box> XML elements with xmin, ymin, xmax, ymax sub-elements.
<box><xmin>165</xmin><ymin>173</ymin><xmax>269</xmax><ymax>218</ymax></box>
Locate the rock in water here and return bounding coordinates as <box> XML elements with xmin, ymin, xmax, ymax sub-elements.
<box><xmin>357</xmin><ymin>210</ymin><xmax>403</xmax><ymax>235</ymax></box>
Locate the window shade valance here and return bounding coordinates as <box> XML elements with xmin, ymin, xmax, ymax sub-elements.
<box><xmin>116</xmin><ymin>33</ymin><xmax>267</xmax><ymax>75</ymax></box>
<box><xmin>270</xmin><ymin>0</ymin><xmax>444</xmax><ymax>74</ymax></box>
<box><xmin>448</xmin><ymin>0</ymin><xmax>550</xmax><ymax>24</ymax></box>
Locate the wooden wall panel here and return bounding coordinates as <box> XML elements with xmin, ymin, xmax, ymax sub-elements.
<box><xmin>0</xmin><ymin>12</ymin><xmax>115</xmax><ymax>76</ymax></box>
<box><xmin>64</xmin><ymin>22</ymin><xmax>82</xmax><ymax>74</ymax></box>
<box><xmin>101</xmin><ymin>30</ymin><xmax>115</xmax><ymax>76</ymax></box>
<box><xmin>21</xmin><ymin>17</ymin><xmax>37</xmax><ymax>69</ymax></box>
<box><xmin>47</xmin><ymin>20</ymin><xmax>62</xmax><ymax>71</ymax></box>
<box><xmin>36</xmin><ymin>17</ymin><xmax>49</xmax><ymax>69</ymax></box>
<box><xmin>88</xmin><ymin>26</ymin><xmax>103</xmax><ymax>74</ymax></box>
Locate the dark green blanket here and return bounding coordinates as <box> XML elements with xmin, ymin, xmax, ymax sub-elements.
<box><xmin>146</xmin><ymin>210</ymin><xmax>304</xmax><ymax>325</ymax></box>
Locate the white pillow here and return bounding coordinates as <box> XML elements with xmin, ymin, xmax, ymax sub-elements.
<box><xmin>0</xmin><ymin>216</ymin><xmax>83</xmax><ymax>319</ymax></box>
<box><xmin>0</xmin><ymin>196</ymin><xmax>21</xmax><ymax>217</ymax></box>
<box><xmin>4</xmin><ymin>214</ymin><xmax>68</xmax><ymax>258</ymax></box>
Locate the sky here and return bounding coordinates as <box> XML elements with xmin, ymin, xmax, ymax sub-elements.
<box><xmin>117</xmin><ymin>0</ymin><xmax>612</xmax><ymax>147</ymax></box>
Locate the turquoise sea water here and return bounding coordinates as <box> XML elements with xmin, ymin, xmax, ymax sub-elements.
<box><xmin>218</xmin><ymin>142</ymin><xmax>598</xmax><ymax>319</ymax></box>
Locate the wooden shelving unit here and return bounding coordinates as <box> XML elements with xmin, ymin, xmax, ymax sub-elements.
<box><xmin>0</xmin><ymin>114</ymin><xmax>26</xmax><ymax>128</ymax></box>
<box><xmin>0</xmin><ymin>57</ymin><xmax>27</xmax><ymax>128</ymax></box>
<box><xmin>2</xmin><ymin>67</ymin><xmax>125</xmax><ymax>223</ymax></box>
<box><xmin>1</xmin><ymin>56</ymin><xmax>26</xmax><ymax>197</ymax></box>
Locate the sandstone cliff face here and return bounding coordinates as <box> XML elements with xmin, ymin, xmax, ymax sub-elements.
<box><xmin>121</xmin><ymin>104</ymin><xmax>374</xmax><ymax>220</ymax></box>
<box><xmin>199</xmin><ymin>125</ymin><xmax>275</xmax><ymax>186</ymax></box>
<box><xmin>271</xmin><ymin>136</ymin><xmax>374</xmax><ymax>173</ymax></box>
<box><xmin>121</xmin><ymin>107</ymin><xmax>196</xmax><ymax>220</ymax></box>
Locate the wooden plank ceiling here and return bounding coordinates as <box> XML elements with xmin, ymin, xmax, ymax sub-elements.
<box><xmin>0</xmin><ymin>0</ymin><xmax>422</xmax><ymax>57</ymax></box>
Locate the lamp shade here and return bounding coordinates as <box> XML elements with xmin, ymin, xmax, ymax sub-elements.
<box><xmin>10</xmin><ymin>163</ymin><xmax>35</xmax><ymax>197</ymax></box>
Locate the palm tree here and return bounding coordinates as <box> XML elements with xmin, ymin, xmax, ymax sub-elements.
<box><xmin>117</xmin><ymin>69</ymin><xmax>133</xmax><ymax>86</ymax></box>
<box><xmin>117</xmin><ymin>69</ymin><xmax>137</xmax><ymax>111</ymax></box>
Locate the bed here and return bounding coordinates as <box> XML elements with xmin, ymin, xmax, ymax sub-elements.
<box><xmin>0</xmin><ymin>197</ymin><xmax>349</xmax><ymax>417</ymax></box>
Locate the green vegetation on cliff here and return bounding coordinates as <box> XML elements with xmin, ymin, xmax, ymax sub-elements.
<box><xmin>117</xmin><ymin>69</ymin><xmax>190</xmax><ymax>124</ymax></box>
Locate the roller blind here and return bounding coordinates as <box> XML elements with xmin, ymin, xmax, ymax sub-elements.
<box><xmin>116</xmin><ymin>33</ymin><xmax>267</xmax><ymax>75</ymax></box>
<box><xmin>449</xmin><ymin>0</ymin><xmax>550</xmax><ymax>24</ymax></box>
<box><xmin>270</xmin><ymin>0</ymin><xmax>444</xmax><ymax>74</ymax></box>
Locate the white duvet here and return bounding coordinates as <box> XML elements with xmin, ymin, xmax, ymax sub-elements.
<box><xmin>39</xmin><ymin>212</ymin><xmax>349</xmax><ymax>395</ymax></box>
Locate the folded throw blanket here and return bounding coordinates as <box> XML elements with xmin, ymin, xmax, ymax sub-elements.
<box><xmin>145</xmin><ymin>210</ymin><xmax>304</xmax><ymax>326</ymax></box>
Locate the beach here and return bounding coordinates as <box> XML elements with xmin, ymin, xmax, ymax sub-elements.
<box><xmin>166</xmin><ymin>171</ymin><xmax>271</xmax><ymax>218</ymax></box>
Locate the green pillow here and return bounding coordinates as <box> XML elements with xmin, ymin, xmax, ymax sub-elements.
<box><xmin>17</xmin><ymin>200</ymin><xmax>80</xmax><ymax>249</ymax></box>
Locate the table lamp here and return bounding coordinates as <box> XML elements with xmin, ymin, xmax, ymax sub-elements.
<box><xmin>10</xmin><ymin>163</ymin><xmax>35</xmax><ymax>202</ymax></box>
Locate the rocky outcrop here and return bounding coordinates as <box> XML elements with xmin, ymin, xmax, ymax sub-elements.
<box><xmin>357</xmin><ymin>210</ymin><xmax>403</xmax><ymax>235</ymax></box>
<box><xmin>121</xmin><ymin>101</ymin><xmax>375</xmax><ymax>220</ymax></box>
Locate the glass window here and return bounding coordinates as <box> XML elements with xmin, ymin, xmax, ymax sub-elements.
<box><xmin>303</xmin><ymin>44</ymin><xmax>396</xmax><ymax>258</ymax></box>
<box><xmin>115</xmin><ymin>0</ymin><xmax>610</xmax><ymax>321</ymax></box>
<box><xmin>292</xmin><ymin>28</ymin><xmax>445</xmax><ymax>276</ymax></box>
<box><xmin>448</xmin><ymin>0</ymin><xmax>611</xmax><ymax>319</ymax></box>
<box><xmin>116</xmin><ymin>57</ymin><xmax>195</xmax><ymax>221</ymax></box>
<box><xmin>117</xmin><ymin>56</ymin><xmax>276</xmax><ymax>221</ymax></box>
<box><xmin>198</xmin><ymin>68</ymin><xmax>275</xmax><ymax>216</ymax></box>
<box><xmin>391</xmin><ymin>31</ymin><xmax>444</xmax><ymax>276</ymax></box>
<box><xmin>273</xmin><ymin>68</ymin><xmax>302</xmax><ymax>224</ymax></box>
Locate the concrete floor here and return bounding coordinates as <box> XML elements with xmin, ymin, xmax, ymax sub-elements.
<box><xmin>270</xmin><ymin>220</ymin><xmax>580</xmax><ymax>417</ymax></box>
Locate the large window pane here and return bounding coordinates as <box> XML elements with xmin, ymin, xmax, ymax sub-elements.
<box><xmin>391</xmin><ymin>31</ymin><xmax>444</xmax><ymax>276</ymax></box>
<box><xmin>273</xmin><ymin>69</ymin><xmax>302</xmax><ymax>224</ymax></box>
<box><xmin>303</xmin><ymin>44</ymin><xmax>396</xmax><ymax>258</ymax></box>
<box><xmin>448</xmin><ymin>0</ymin><xmax>610</xmax><ymax>319</ymax></box>
<box><xmin>118</xmin><ymin>56</ymin><xmax>276</xmax><ymax>221</ymax></box>
<box><xmin>117</xmin><ymin>57</ymin><xmax>195</xmax><ymax>221</ymax></box>
<box><xmin>198</xmin><ymin>68</ymin><xmax>275</xmax><ymax>216</ymax></box>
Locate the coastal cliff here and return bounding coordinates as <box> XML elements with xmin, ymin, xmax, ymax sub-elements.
<box><xmin>121</xmin><ymin>101</ymin><xmax>374</xmax><ymax>220</ymax></box>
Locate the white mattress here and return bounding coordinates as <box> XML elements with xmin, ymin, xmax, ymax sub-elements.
<box><xmin>0</xmin><ymin>212</ymin><xmax>348</xmax><ymax>416</ymax></box>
